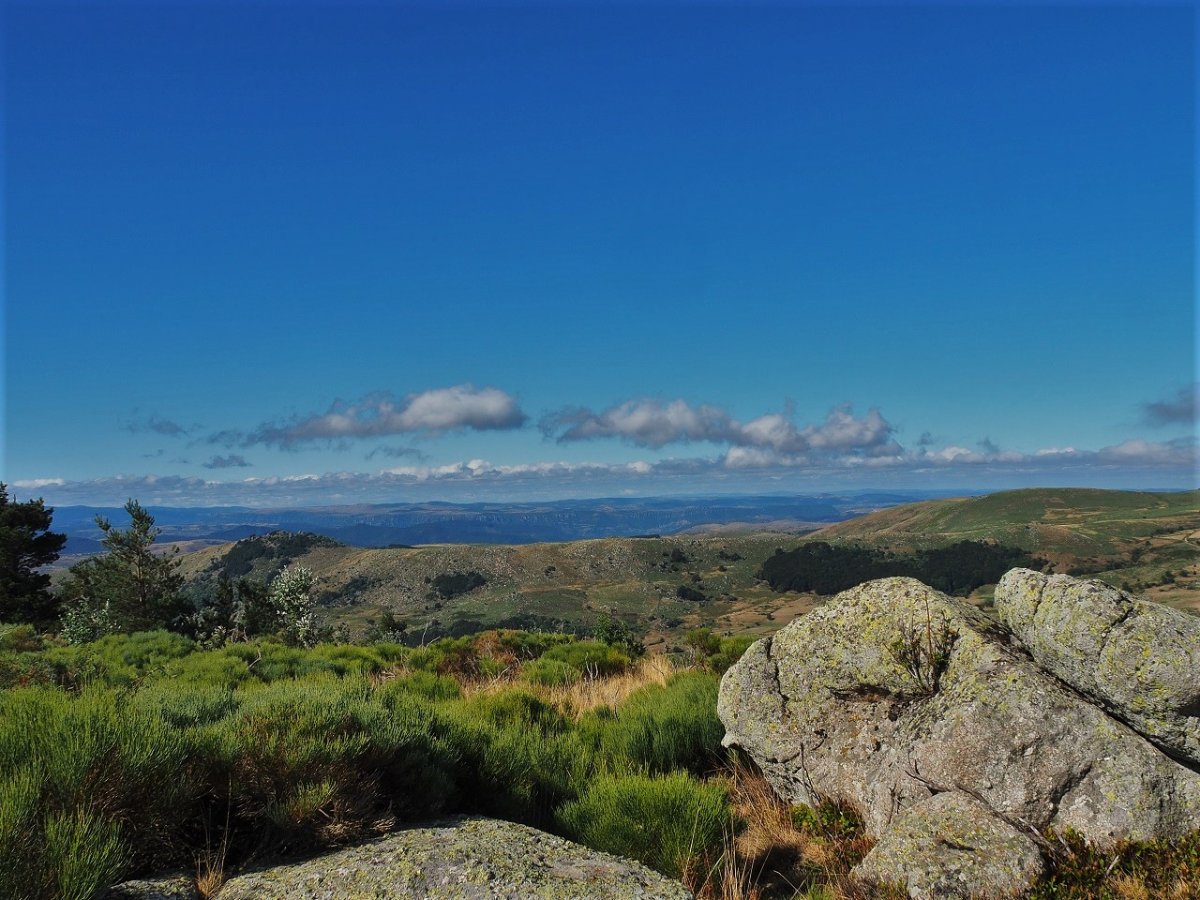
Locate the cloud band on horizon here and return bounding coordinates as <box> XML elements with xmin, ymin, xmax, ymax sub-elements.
<box><xmin>14</xmin><ymin>435</ymin><xmax>1195</xmax><ymax>507</ymax></box>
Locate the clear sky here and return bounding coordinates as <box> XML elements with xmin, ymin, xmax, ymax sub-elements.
<box><xmin>3</xmin><ymin>1</ymin><xmax>1196</xmax><ymax>506</ymax></box>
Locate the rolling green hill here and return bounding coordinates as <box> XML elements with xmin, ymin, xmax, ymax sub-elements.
<box><xmin>815</xmin><ymin>488</ymin><xmax>1198</xmax><ymax>552</ymax></box>
<box><xmin>810</xmin><ymin>487</ymin><xmax>1199</xmax><ymax>609</ymax></box>
<box><xmin>175</xmin><ymin>489</ymin><xmax>1199</xmax><ymax>646</ymax></box>
<box><xmin>177</xmin><ymin>530</ymin><xmax>819</xmax><ymax>650</ymax></box>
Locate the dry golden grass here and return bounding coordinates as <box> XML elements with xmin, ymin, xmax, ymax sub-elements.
<box><xmin>543</xmin><ymin>654</ymin><xmax>675</xmax><ymax>717</ymax></box>
<box><xmin>458</xmin><ymin>653</ymin><xmax>676</xmax><ymax>717</ymax></box>
<box><xmin>1109</xmin><ymin>874</ymin><xmax>1198</xmax><ymax>900</ymax></box>
<box><xmin>686</xmin><ymin>760</ymin><xmax>893</xmax><ymax>900</ymax></box>
<box><xmin>194</xmin><ymin>852</ymin><xmax>225</xmax><ymax>900</ymax></box>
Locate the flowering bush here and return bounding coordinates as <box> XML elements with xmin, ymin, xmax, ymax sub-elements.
<box><xmin>269</xmin><ymin>566</ymin><xmax>317</xmax><ymax>648</ymax></box>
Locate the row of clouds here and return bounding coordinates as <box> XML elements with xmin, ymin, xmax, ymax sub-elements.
<box><xmin>65</xmin><ymin>382</ymin><xmax>1191</xmax><ymax>505</ymax></box>
<box><xmin>131</xmin><ymin>382</ymin><xmax>1197</xmax><ymax>456</ymax></box>
<box><xmin>130</xmin><ymin>386</ymin><xmax>914</xmax><ymax>462</ymax></box>
<box><xmin>15</xmin><ymin>435</ymin><xmax>1196</xmax><ymax>506</ymax></box>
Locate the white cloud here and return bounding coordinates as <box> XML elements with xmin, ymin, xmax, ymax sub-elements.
<box><xmin>543</xmin><ymin>399</ymin><xmax>737</xmax><ymax>448</ymax></box>
<box><xmin>235</xmin><ymin>385</ymin><xmax>528</xmax><ymax>448</ymax></box>
<box><xmin>544</xmin><ymin>398</ymin><xmax>899</xmax><ymax>458</ymax></box>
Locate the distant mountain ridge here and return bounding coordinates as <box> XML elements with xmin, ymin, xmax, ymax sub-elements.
<box><xmin>51</xmin><ymin>491</ymin><xmax>940</xmax><ymax>554</ymax></box>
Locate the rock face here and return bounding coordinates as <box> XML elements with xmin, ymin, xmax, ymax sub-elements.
<box><xmin>216</xmin><ymin>816</ymin><xmax>692</xmax><ymax>900</ymax></box>
<box><xmin>853</xmin><ymin>792</ymin><xmax>1046</xmax><ymax>900</ymax></box>
<box><xmin>106</xmin><ymin>877</ymin><xmax>200</xmax><ymax>900</ymax></box>
<box><xmin>718</xmin><ymin>575</ymin><xmax>1200</xmax><ymax>899</ymax></box>
<box><xmin>995</xmin><ymin>568</ymin><xmax>1200</xmax><ymax>766</ymax></box>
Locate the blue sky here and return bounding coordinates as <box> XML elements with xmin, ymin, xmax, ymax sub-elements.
<box><xmin>3</xmin><ymin>1</ymin><xmax>1196</xmax><ymax>506</ymax></box>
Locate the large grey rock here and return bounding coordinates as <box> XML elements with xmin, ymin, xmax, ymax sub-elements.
<box><xmin>995</xmin><ymin>568</ymin><xmax>1200</xmax><ymax>766</ymax></box>
<box><xmin>853</xmin><ymin>791</ymin><xmax>1046</xmax><ymax>900</ymax></box>
<box><xmin>107</xmin><ymin>877</ymin><xmax>199</xmax><ymax>900</ymax></box>
<box><xmin>216</xmin><ymin>816</ymin><xmax>691</xmax><ymax>900</ymax></box>
<box><xmin>718</xmin><ymin>576</ymin><xmax>1200</xmax><ymax>898</ymax></box>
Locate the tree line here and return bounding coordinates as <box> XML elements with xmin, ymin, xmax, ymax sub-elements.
<box><xmin>757</xmin><ymin>539</ymin><xmax>1042</xmax><ymax>597</ymax></box>
<box><xmin>0</xmin><ymin>484</ymin><xmax>321</xmax><ymax>646</ymax></box>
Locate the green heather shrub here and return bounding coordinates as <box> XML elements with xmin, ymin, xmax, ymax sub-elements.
<box><xmin>488</xmin><ymin>629</ymin><xmax>573</xmax><ymax>660</ymax></box>
<box><xmin>132</xmin><ymin>680</ymin><xmax>237</xmax><ymax>728</ymax></box>
<box><xmin>522</xmin><ymin>657</ymin><xmax>578</xmax><ymax>686</ymax></box>
<box><xmin>0</xmin><ymin>687</ymin><xmax>194</xmax><ymax>895</ymax></box>
<box><xmin>522</xmin><ymin>640</ymin><xmax>630</xmax><ymax>686</ymax></box>
<box><xmin>0</xmin><ymin>623</ymin><xmax>44</xmax><ymax>652</ymax></box>
<box><xmin>458</xmin><ymin>689</ymin><xmax>567</xmax><ymax>732</ymax></box>
<box><xmin>594</xmin><ymin>672</ymin><xmax>724</xmax><ymax>775</ymax></box>
<box><xmin>557</xmin><ymin>772</ymin><xmax>730</xmax><ymax>878</ymax></box>
<box><xmin>168</xmin><ymin>649</ymin><xmax>254</xmax><ymax>687</ymax></box>
<box><xmin>37</xmin><ymin>630</ymin><xmax>196</xmax><ymax>688</ymax></box>
<box><xmin>210</xmin><ymin>676</ymin><xmax>458</xmax><ymax>838</ymax></box>
<box><xmin>379</xmin><ymin>669</ymin><xmax>462</xmax><ymax>702</ymax></box>
<box><xmin>0</xmin><ymin>649</ymin><xmax>54</xmax><ymax>689</ymax></box>
<box><xmin>0</xmin><ymin>628</ymin><xmax>739</xmax><ymax>896</ymax></box>
<box><xmin>684</xmin><ymin>628</ymin><xmax>753</xmax><ymax>674</ymax></box>
<box><xmin>41</xmin><ymin>809</ymin><xmax>127</xmax><ymax>900</ymax></box>
<box><xmin>0</xmin><ymin>767</ymin><xmax>44</xmax><ymax>895</ymax></box>
<box><xmin>707</xmin><ymin>635</ymin><xmax>754</xmax><ymax>674</ymax></box>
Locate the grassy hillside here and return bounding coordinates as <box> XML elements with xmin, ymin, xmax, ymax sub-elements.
<box><xmin>177</xmin><ymin>530</ymin><xmax>820</xmax><ymax>649</ymax></box>
<box><xmin>812</xmin><ymin>488</ymin><xmax>1199</xmax><ymax>609</ymax></box>
<box><xmin>173</xmin><ymin>489</ymin><xmax>1199</xmax><ymax>645</ymax></box>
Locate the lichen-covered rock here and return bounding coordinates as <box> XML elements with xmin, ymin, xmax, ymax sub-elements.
<box><xmin>853</xmin><ymin>791</ymin><xmax>1046</xmax><ymax>900</ymax></box>
<box><xmin>718</xmin><ymin>576</ymin><xmax>1200</xmax><ymax>857</ymax></box>
<box><xmin>216</xmin><ymin>816</ymin><xmax>692</xmax><ymax>899</ymax></box>
<box><xmin>106</xmin><ymin>876</ymin><xmax>200</xmax><ymax>900</ymax></box>
<box><xmin>995</xmin><ymin>568</ymin><xmax>1200</xmax><ymax>766</ymax></box>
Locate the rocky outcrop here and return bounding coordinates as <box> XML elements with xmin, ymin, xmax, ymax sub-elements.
<box><xmin>106</xmin><ymin>877</ymin><xmax>200</xmax><ymax>900</ymax></box>
<box><xmin>215</xmin><ymin>816</ymin><xmax>692</xmax><ymax>900</ymax></box>
<box><xmin>853</xmin><ymin>792</ymin><xmax>1046</xmax><ymax>900</ymax></box>
<box><xmin>718</xmin><ymin>575</ymin><xmax>1200</xmax><ymax>899</ymax></box>
<box><xmin>995</xmin><ymin>568</ymin><xmax>1200</xmax><ymax>766</ymax></box>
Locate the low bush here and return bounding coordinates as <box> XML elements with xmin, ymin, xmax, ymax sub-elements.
<box><xmin>593</xmin><ymin>672</ymin><xmax>724</xmax><ymax>775</ymax></box>
<box><xmin>523</xmin><ymin>640</ymin><xmax>631</xmax><ymax>685</ymax></box>
<box><xmin>556</xmin><ymin>772</ymin><xmax>731</xmax><ymax>878</ymax></box>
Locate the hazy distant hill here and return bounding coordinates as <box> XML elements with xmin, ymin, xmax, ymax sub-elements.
<box><xmin>51</xmin><ymin>492</ymin><xmax>936</xmax><ymax>555</ymax></box>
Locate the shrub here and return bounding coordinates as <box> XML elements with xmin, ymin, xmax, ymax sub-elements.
<box><xmin>538</xmin><ymin>641</ymin><xmax>630</xmax><ymax>679</ymax></box>
<box><xmin>210</xmin><ymin>676</ymin><xmax>462</xmax><ymax>844</ymax></box>
<box><xmin>556</xmin><ymin>772</ymin><xmax>730</xmax><ymax>878</ymax></box>
<box><xmin>707</xmin><ymin>635</ymin><xmax>754</xmax><ymax>674</ymax></box>
<box><xmin>594</xmin><ymin>672</ymin><xmax>724</xmax><ymax>775</ymax></box>
<box><xmin>0</xmin><ymin>686</ymin><xmax>195</xmax><ymax>894</ymax></box>
<box><xmin>0</xmin><ymin>624</ymin><xmax>43</xmax><ymax>653</ymax></box>
<box><xmin>430</xmin><ymin>571</ymin><xmax>487</xmax><ymax>599</ymax></box>
<box><xmin>380</xmin><ymin>670</ymin><xmax>462</xmax><ymax>702</ymax></box>
<box><xmin>269</xmin><ymin>566</ymin><xmax>317</xmax><ymax>648</ymax></box>
<box><xmin>41</xmin><ymin>809</ymin><xmax>127</xmax><ymax>900</ymax></box>
<box><xmin>523</xmin><ymin>657</ymin><xmax>578</xmax><ymax>687</ymax></box>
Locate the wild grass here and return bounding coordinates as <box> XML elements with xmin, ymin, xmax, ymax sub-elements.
<box><xmin>557</xmin><ymin>771</ymin><xmax>730</xmax><ymax>878</ymax></box>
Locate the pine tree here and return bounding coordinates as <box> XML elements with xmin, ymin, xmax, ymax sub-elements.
<box><xmin>0</xmin><ymin>483</ymin><xmax>67</xmax><ymax>624</ymax></box>
<box><xmin>59</xmin><ymin>500</ymin><xmax>187</xmax><ymax>638</ymax></box>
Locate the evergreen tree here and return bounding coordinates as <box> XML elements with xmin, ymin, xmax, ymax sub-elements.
<box><xmin>0</xmin><ymin>483</ymin><xmax>67</xmax><ymax>624</ymax></box>
<box><xmin>59</xmin><ymin>500</ymin><xmax>187</xmax><ymax>638</ymax></box>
